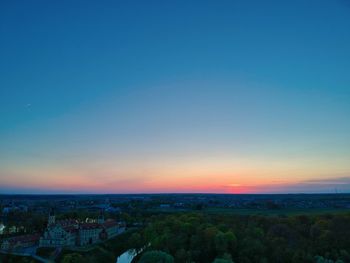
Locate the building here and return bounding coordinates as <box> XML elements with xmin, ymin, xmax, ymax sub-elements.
<box><xmin>39</xmin><ymin>210</ymin><xmax>124</xmax><ymax>248</ymax></box>
<box><xmin>2</xmin><ymin>205</ymin><xmax>28</xmax><ymax>214</ymax></box>
<box><xmin>1</xmin><ymin>234</ymin><xmax>40</xmax><ymax>251</ymax></box>
<box><xmin>102</xmin><ymin>220</ymin><xmax>120</xmax><ymax>239</ymax></box>
<box><xmin>40</xmin><ymin>223</ymin><xmax>77</xmax><ymax>247</ymax></box>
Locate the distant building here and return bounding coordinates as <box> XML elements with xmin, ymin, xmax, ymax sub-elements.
<box><xmin>2</xmin><ymin>205</ymin><xmax>28</xmax><ymax>214</ymax></box>
<box><xmin>0</xmin><ymin>223</ymin><xmax>5</xmax><ymax>235</ymax></box>
<box><xmin>159</xmin><ymin>204</ymin><xmax>171</xmax><ymax>209</ymax></box>
<box><xmin>39</xmin><ymin>210</ymin><xmax>125</xmax><ymax>247</ymax></box>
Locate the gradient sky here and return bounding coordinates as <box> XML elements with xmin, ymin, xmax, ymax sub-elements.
<box><xmin>1</xmin><ymin>0</ymin><xmax>350</xmax><ymax>194</ymax></box>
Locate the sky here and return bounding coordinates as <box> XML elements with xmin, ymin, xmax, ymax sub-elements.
<box><xmin>0</xmin><ymin>0</ymin><xmax>350</xmax><ymax>194</ymax></box>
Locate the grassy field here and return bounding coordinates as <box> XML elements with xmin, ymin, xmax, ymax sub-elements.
<box><xmin>149</xmin><ymin>206</ymin><xmax>350</xmax><ymax>216</ymax></box>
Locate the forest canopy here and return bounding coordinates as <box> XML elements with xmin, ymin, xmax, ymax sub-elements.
<box><xmin>134</xmin><ymin>212</ymin><xmax>350</xmax><ymax>263</ymax></box>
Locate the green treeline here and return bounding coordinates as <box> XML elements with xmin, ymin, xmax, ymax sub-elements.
<box><xmin>133</xmin><ymin>213</ymin><xmax>350</xmax><ymax>263</ymax></box>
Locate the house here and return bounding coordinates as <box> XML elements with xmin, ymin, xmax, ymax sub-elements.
<box><xmin>39</xmin><ymin>210</ymin><xmax>125</xmax><ymax>248</ymax></box>
<box><xmin>40</xmin><ymin>223</ymin><xmax>77</xmax><ymax>247</ymax></box>
<box><xmin>78</xmin><ymin>223</ymin><xmax>102</xmax><ymax>246</ymax></box>
<box><xmin>1</xmin><ymin>234</ymin><xmax>40</xmax><ymax>251</ymax></box>
<box><xmin>102</xmin><ymin>220</ymin><xmax>120</xmax><ymax>238</ymax></box>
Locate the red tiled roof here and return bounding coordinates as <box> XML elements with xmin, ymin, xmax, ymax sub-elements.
<box><xmin>80</xmin><ymin>223</ymin><xmax>101</xmax><ymax>230</ymax></box>
<box><xmin>103</xmin><ymin>220</ymin><xmax>118</xmax><ymax>228</ymax></box>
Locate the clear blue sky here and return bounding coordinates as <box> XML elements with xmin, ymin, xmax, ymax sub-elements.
<box><xmin>0</xmin><ymin>0</ymin><xmax>350</xmax><ymax>193</ymax></box>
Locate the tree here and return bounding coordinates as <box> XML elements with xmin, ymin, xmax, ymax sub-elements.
<box><xmin>214</xmin><ymin>231</ymin><xmax>237</xmax><ymax>255</ymax></box>
<box><xmin>315</xmin><ymin>256</ymin><xmax>344</xmax><ymax>263</ymax></box>
<box><xmin>212</xmin><ymin>259</ymin><xmax>233</xmax><ymax>263</ymax></box>
<box><xmin>212</xmin><ymin>253</ymin><xmax>234</xmax><ymax>263</ymax></box>
<box><xmin>128</xmin><ymin>232</ymin><xmax>143</xmax><ymax>251</ymax></box>
<box><xmin>61</xmin><ymin>253</ymin><xmax>84</xmax><ymax>263</ymax></box>
<box><xmin>92</xmin><ymin>248</ymin><xmax>115</xmax><ymax>263</ymax></box>
<box><xmin>215</xmin><ymin>231</ymin><xmax>228</xmax><ymax>255</ymax></box>
<box><xmin>175</xmin><ymin>248</ymin><xmax>188</xmax><ymax>262</ymax></box>
<box><xmin>138</xmin><ymin>250</ymin><xmax>174</xmax><ymax>263</ymax></box>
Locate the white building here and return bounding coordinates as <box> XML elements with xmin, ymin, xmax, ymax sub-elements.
<box><xmin>40</xmin><ymin>224</ymin><xmax>77</xmax><ymax>247</ymax></box>
<box><xmin>39</xmin><ymin>210</ymin><xmax>125</xmax><ymax>248</ymax></box>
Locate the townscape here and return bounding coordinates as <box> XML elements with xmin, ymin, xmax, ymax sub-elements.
<box><xmin>1</xmin><ymin>0</ymin><xmax>350</xmax><ymax>262</ymax></box>
<box><xmin>0</xmin><ymin>197</ymin><xmax>126</xmax><ymax>262</ymax></box>
<box><xmin>1</xmin><ymin>194</ymin><xmax>350</xmax><ymax>262</ymax></box>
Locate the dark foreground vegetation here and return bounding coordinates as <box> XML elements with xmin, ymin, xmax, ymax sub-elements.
<box><xmin>1</xmin><ymin>194</ymin><xmax>350</xmax><ymax>263</ymax></box>
<box><xmin>0</xmin><ymin>255</ymin><xmax>38</xmax><ymax>263</ymax></box>
<box><xmin>135</xmin><ymin>212</ymin><xmax>350</xmax><ymax>263</ymax></box>
<box><xmin>51</xmin><ymin>212</ymin><xmax>350</xmax><ymax>263</ymax></box>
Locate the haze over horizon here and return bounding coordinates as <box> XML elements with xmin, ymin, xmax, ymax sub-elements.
<box><xmin>1</xmin><ymin>0</ymin><xmax>350</xmax><ymax>194</ymax></box>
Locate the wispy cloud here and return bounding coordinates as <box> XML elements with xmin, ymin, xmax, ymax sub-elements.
<box><xmin>222</xmin><ymin>176</ymin><xmax>350</xmax><ymax>194</ymax></box>
<box><xmin>302</xmin><ymin>177</ymin><xmax>350</xmax><ymax>185</ymax></box>
<box><xmin>251</xmin><ymin>176</ymin><xmax>350</xmax><ymax>194</ymax></box>
<box><xmin>226</xmin><ymin>183</ymin><xmax>241</xmax><ymax>187</ymax></box>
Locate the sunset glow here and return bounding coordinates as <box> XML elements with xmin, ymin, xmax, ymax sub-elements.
<box><xmin>1</xmin><ymin>1</ymin><xmax>350</xmax><ymax>194</ymax></box>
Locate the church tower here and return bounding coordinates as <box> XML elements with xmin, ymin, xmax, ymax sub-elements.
<box><xmin>48</xmin><ymin>208</ymin><xmax>56</xmax><ymax>225</ymax></box>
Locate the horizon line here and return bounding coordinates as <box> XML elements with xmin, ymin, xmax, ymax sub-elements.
<box><xmin>0</xmin><ymin>192</ymin><xmax>349</xmax><ymax>196</ymax></box>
